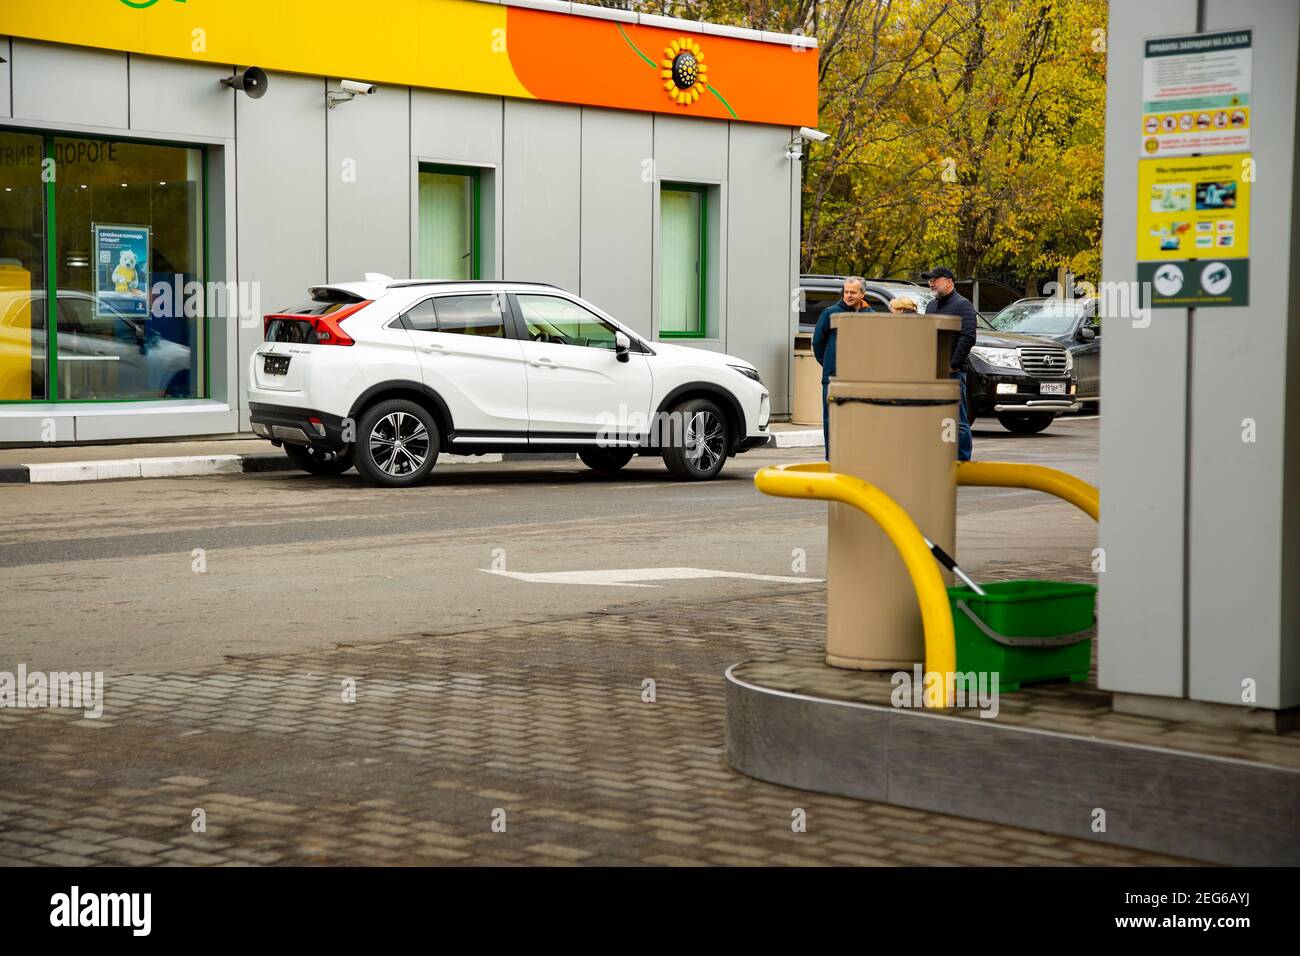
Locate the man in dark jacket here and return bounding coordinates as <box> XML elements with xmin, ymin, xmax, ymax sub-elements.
<box><xmin>812</xmin><ymin>276</ymin><xmax>868</xmax><ymax>458</ymax></box>
<box><xmin>922</xmin><ymin>266</ymin><xmax>977</xmax><ymax>461</ymax></box>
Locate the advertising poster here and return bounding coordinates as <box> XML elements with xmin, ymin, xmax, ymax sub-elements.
<box><xmin>93</xmin><ymin>223</ymin><xmax>150</xmax><ymax>318</ymax></box>
<box><xmin>1136</xmin><ymin>153</ymin><xmax>1250</xmax><ymax>307</ymax></box>
<box><xmin>1141</xmin><ymin>29</ymin><xmax>1251</xmax><ymax>157</ymax></box>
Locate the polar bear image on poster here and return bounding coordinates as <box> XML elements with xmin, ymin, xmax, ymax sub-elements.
<box><xmin>93</xmin><ymin>224</ymin><xmax>150</xmax><ymax>318</ymax></box>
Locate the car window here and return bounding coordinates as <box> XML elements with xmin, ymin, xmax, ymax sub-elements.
<box><xmin>57</xmin><ymin>296</ymin><xmax>94</xmax><ymax>334</ymax></box>
<box><xmin>516</xmin><ymin>294</ymin><xmax>618</xmax><ymax>350</ymax></box>
<box><xmin>1</xmin><ymin>294</ymin><xmax>45</xmax><ymax>329</ymax></box>
<box><xmin>989</xmin><ymin>300</ymin><xmax>1085</xmax><ymax>335</ymax></box>
<box><xmin>801</xmin><ymin>293</ymin><xmax>840</xmax><ymax>327</ymax></box>
<box><xmin>399</xmin><ymin>298</ymin><xmax>438</xmax><ymax>333</ymax></box>
<box><xmin>875</xmin><ymin>288</ymin><xmax>935</xmax><ymax>313</ymax></box>
<box><xmin>431</xmin><ymin>294</ymin><xmax>505</xmax><ymax>337</ymax></box>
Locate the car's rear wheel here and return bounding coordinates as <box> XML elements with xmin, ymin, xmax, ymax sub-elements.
<box><xmin>662</xmin><ymin>398</ymin><xmax>730</xmax><ymax>480</ymax></box>
<box><xmin>284</xmin><ymin>443</ymin><xmax>353</xmax><ymax>476</ymax></box>
<box><xmin>352</xmin><ymin>399</ymin><xmax>439</xmax><ymax>487</ymax></box>
<box><xmin>578</xmin><ymin>447</ymin><xmax>634</xmax><ymax>476</ymax></box>
<box><xmin>997</xmin><ymin>412</ymin><xmax>1055</xmax><ymax>435</ymax></box>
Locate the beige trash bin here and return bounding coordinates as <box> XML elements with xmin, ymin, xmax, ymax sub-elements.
<box><xmin>824</xmin><ymin>312</ymin><xmax>963</xmax><ymax>670</ymax></box>
<box><xmin>791</xmin><ymin>332</ymin><xmax>822</xmax><ymax>426</ymax></box>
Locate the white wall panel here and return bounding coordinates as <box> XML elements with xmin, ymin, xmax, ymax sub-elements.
<box><xmin>411</xmin><ymin>89</ymin><xmax>502</xmax><ymax>165</ymax></box>
<box><xmin>502</xmin><ymin>99</ymin><xmax>579</xmax><ymax>288</ymax></box>
<box><xmin>11</xmin><ymin>40</ymin><xmax>127</xmax><ymax>128</ymax></box>
<box><xmin>579</xmin><ymin>108</ymin><xmax>652</xmax><ymax>335</ymax></box>
<box><xmin>129</xmin><ymin>55</ymin><xmax>234</xmax><ymax>140</ymax></box>
<box><xmin>326</xmin><ymin>82</ymin><xmax>410</xmax><ymax>282</ymax></box>
<box><xmin>727</xmin><ymin>122</ymin><xmax>795</xmax><ymax>413</ymax></box>
<box><xmin>236</xmin><ymin>72</ymin><xmax>327</xmax><ymax>410</ymax></box>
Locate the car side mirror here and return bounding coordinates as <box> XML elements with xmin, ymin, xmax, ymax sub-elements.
<box><xmin>1079</xmin><ymin>326</ymin><xmax>1096</xmax><ymax>341</ymax></box>
<box><xmin>614</xmin><ymin>331</ymin><xmax>631</xmax><ymax>363</ymax></box>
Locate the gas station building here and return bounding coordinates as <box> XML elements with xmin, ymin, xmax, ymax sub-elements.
<box><xmin>0</xmin><ymin>0</ymin><xmax>816</xmax><ymax>443</ymax></box>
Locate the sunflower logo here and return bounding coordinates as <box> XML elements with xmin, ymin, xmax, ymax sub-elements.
<box><xmin>662</xmin><ymin>38</ymin><xmax>708</xmax><ymax>106</ymax></box>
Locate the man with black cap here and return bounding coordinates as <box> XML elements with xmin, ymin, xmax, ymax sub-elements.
<box><xmin>922</xmin><ymin>267</ymin><xmax>976</xmax><ymax>461</ymax></box>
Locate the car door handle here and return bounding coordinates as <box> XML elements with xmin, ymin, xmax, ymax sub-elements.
<box><xmin>417</xmin><ymin>344</ymin><xmax>445</xmax><ymax>353</ymax></box>
<box><xmin>528</xmin><ymin>357</ymin><xmax>557</xmax><ymax>368</ymax></box>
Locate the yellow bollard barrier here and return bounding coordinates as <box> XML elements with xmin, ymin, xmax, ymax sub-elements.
<box><xmin>754</xmin><ymin>462</ymin><xmax>957</xmax><ymax>708</ymax></box>
<box><xmin>753</xmin><ymin>459</ymin><xmax>1101</xmax><ymax>709</ymax></box>
<box><xmin>956</xmin><ymin>461</ymin><xmax>1099</xmax><ymax>522</ymax></box>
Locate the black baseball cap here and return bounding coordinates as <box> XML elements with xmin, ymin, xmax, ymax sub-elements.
<box><xmin>921</xmin><ymin>266</ymin><xmax>955</xmax><ymax>280</ymax></box>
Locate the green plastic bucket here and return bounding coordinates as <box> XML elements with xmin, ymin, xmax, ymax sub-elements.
<box><xmin>947</xmin><ymin>580</ymin><xmax>1096</xmax><ymax>692</ymax></box>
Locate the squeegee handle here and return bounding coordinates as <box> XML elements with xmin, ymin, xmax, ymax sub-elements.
<box><xmin>923</xmin><ymin>537</ymin><xmax>986</xmax><ymax>596</ymax></box>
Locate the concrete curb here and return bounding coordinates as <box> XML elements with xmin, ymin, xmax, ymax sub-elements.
<box><xmin>0</xmin><ymin>435</ymin><xmax>822</xmax><ymax>485</ymax></box>
<box><xmin>0</xmin><ymin>451</ymin><xmax>523</xmax><ymax>484</ymax></box>
<box><xmin>769</xmin><ymin>428</ymin><xmax>823</xmax><ymax>448</ymax></box>
<box><xmin>5</xmin><ymin>454</ymin><xmax>283</xmax><ymax>484</ymax></box>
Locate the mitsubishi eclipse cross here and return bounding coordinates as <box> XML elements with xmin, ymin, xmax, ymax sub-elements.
<box><xmin>248</xmin><ymin>276</ymin><xmax>771</xmax><ymax>487</ymax></box>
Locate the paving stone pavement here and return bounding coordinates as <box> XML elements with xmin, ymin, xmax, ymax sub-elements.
<box><xmin>0</xmin><ymin>578</ymin><xmax>1197</xmax><ymax>866</ymax></box>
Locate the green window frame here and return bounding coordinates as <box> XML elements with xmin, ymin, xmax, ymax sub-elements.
<box><xmin>417</xmin><ymin>164</ymin><xmax>481</xmax><ymax>281</ymax></box>
<box><xmin>659</xmin><ymin>182</ymin><xmax>707</xmax><ymax>339</ymax></box>
<box><xmin>0</xmin><ymin>127</ymin><xmax>209</xmax><ymax>405</ymax></box>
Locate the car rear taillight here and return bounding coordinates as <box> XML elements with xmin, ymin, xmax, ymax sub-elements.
<box><xmin>263</xmin><ymin>299</ymin><xmax>371</xmax><ymax>346</ymax></box>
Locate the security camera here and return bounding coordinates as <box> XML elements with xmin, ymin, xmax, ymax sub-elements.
<box><xmin>799</xmin><ymin>127</ymin><xmax>829</xmax><ymax>142</ymax></box>
<box><xmin>327</xmin><ymin>80</ymin><xmax>377</xmax><ymax>109</ymax></box>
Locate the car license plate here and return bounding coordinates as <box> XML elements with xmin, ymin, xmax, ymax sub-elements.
<box><xmin>263</xmin><ymin>355</ymin><xmax>290</xmax><ymax>376</ymax></box>
<box><xmin>1040</xmin><ymin>382</ymin><xmax>1066</xmax><ymax>395</ymax></box>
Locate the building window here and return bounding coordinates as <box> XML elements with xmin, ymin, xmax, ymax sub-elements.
<box><xmin>418</xmin><ymin>165</ymin><xmax>479</xmax><ymax>280</ymax></box>
<box><xmin>0</xmin><ymin>130</ymin><xmax>207</xmax><ymax>403</ymax></box>
<box><xmin>660</xmin><ymin>183</ymin><xmax>706</xmax><ymax>338</ymax></box>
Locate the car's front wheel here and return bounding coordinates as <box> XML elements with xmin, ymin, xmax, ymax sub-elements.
<box><xmin>352</xmin><ymin>399</ymin><xmax>440</xmax><ymax>487</ymax></box>
<box><xmin>997</xmin><ymin>412</ymin><xmax>1055</xmax><ymax>435</ymax></box>
<box><xmin>284</xmin><ymin>443</ymin><xmax>353</xmax><ymax>476</ymax></box>
<box><xmin>579</xmin><ymin>447</ymin><xmax>634</xmax><ymax>476</ymax></box>
<box><xmin>662</xmin><ymin>398</ymin><xmax>730</xmax><ymax>480</ymax></box>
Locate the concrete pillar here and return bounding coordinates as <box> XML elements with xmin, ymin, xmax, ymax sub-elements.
<box><xmin>824</xmin><ymin>313</ymin><xmax>960</xmax><ymax>669</ymax></box>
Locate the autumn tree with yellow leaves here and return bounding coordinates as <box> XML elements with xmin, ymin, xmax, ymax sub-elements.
<box><xmin>581</xmin><ymin>0</ymin><xmax>1108</xmax><ymax>287</ymax></box>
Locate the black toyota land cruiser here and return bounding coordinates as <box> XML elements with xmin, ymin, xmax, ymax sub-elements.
<box><xmin>964</xmin><ymin>328</ymin><xmax>1077</xmax><ymax>434</ymax></box>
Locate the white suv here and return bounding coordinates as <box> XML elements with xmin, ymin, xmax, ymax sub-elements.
<box><xmin>248</xmin><ymin>276</ymin><xmax>771</xmax><ymax>487</ymax></box>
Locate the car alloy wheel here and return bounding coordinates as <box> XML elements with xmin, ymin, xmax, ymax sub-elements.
<box><xmin>662</xmin><ymin>396</ymin><xmax>730</xmax><ymax>480</ymax></box>
<box><xmin>369</xmin><ymin>411</ymin><xmax>431</xmax><ymax>477</ymax></box>
<box><xmin>352</xmin><ymin>398</ymin><xmax>441</xmax><ymax>487</ymax></box>
<box><xmin>684</xmin><ymin>410</ymin><xmax>725</xmax><ymax>472</ymax></box>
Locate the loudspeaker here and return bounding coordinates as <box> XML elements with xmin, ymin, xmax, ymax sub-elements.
<box><xmin>221</xmin><ymin>67</ymin><xmax>268</xmax><ymax>99</ymax></box>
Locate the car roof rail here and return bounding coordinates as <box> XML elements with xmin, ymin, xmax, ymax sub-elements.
<box><xmin>384</xmin><ymin>279</ymin><xmax>561</xmax><ymax>290</ymax></box>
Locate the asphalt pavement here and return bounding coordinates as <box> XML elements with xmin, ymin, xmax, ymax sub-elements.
<box><xmin>0</xmin><ymin>417</ymin><xmax>1099</xmax><ymax>676</ymax></box>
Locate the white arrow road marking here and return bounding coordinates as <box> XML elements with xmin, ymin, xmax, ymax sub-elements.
<box><xmin>479</xmin><ymin>567</ymin><xmax>823</xmax><ymax>588</ymax></box>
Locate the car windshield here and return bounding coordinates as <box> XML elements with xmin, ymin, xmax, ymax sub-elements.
<box><xmin>877</xmin><ymin>287</ymin><xmax>935</xmax><ymax>312</ymax></box>
<box><xmin>988</xmin><ymin>300</ymin><xmax>1086</xmax><ymax>334</ymax></box>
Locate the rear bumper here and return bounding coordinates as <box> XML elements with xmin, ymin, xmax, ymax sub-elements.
<box><xmin>248</xmin><ymin>403</ymin><xmax>348</xmax><ymax>450</ymax></box>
